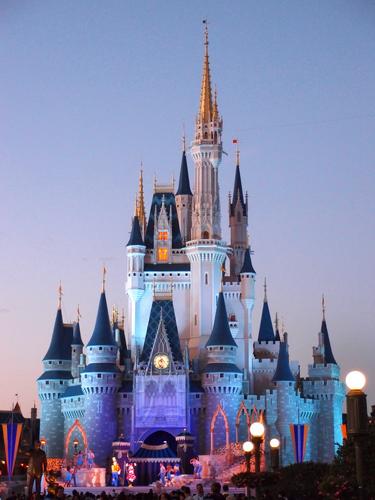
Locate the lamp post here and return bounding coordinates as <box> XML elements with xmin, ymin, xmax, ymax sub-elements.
<box><xmin>345</xmin><ymin>370</ymin><xmax>368</xmax><ymax>500</ymax></box>
<box><xmin>250</xmin><ymin>422</ymin><xmax>265</xmax><ymax>474</ymax></box>
<box><xmin>73</xmin><ymin>439</ymin><xmax>79</xmax><ymax>453</ymax></box>
<box><xmin>269</xmin><ymin>438</ymin><xmax>280</xmax><ymax>471</ymax></box>
<box><xmin>242</xmin><ymin>441</ymin><xmax>254</xmax><ymax>499</ymax></box>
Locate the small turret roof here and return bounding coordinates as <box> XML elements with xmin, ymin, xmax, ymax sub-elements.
<box><xmin>127</xmin><ymin>216</ymin><xmax>145</xmax><ymax>246</ymax></box>
<box><xmin>206</xmin><ymin>292</ymin><xmax>237</xmax><ymax>347</ymax></box>
<box><xmin>43</xmin><ymin>308</ymin><xmax>73</xmax><ymax>361</ymax></box>
<box><xmin>240</xmin><ymin>248</ymin><xmax>256</xmax><ymax>274</ymax></box>
<box><xmin>87</xmin><ymin>292</ymin><xmax>117</xmax><ymax>347</ymax></box>
<box><xmin>176</xmin><ymin>151</ymin><xmax>192</xmax><ymax>196</ymax></box>
<box><xmin>272</xmin><ymin>340</ymin><xmax>295</xmax><ymax>382</ymax></box>
<box><xmin>232</xmin><ymin>164</ymin><xmax>245</xmax><ymax>210</ymax></box>
<box><xmin>258</xmin><ymin>301</ymin><xmax>275</xmax><ymax>342</ymax></box>
<box><xmin>321</xmin><ymin>319</ymin><xmax>337</xmax><ymax>365</ymax></box>
<box><xmin>72</xmin><ymin>322</ymin><xmax>83</xmax><ymax>346</ymax></box>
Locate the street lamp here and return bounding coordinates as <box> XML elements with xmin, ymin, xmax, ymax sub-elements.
<box><xmin>345</xmin><ymin>370</ymin><xmax>368</xmax><ymax>500</ymax></box>
<box><xmin>269</xmin><ymin>438</ymin><xmax>280</xmax><ymax>471</ymax></box>
<box><xmin>242</xmin><ymin>441</ymin><xmax>254</xmax><ymax>499</ymax></box>
<box><xmin>250</xmin><ymin>422</ymin><xmax>265</xmax><ymax>474</ymax></box>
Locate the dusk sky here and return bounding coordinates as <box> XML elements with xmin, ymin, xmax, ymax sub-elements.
<box><xmin>0</xmin><ymin>1</ymin><xmax>374</xmax><ymax>413</ymax></box>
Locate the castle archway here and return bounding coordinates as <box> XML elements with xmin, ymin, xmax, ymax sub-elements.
<box><xmin>210</xmin><ymin>403</ymin><xmax>230</xmax><ymax>455</ymax></box>
<box><xmin>235</xmin><ymin>401</ymin><xmax>251</xmax><ymax>442</ymax></box>
<box><xmin>65</xmin><ymin>419</ymin><xmax>88</xmax><ymax>461</ymax></box>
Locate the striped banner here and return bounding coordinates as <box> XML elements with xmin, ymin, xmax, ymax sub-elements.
<box><xmin>289</xmin><ymin>424</ymin><xmax>309</xmax><ymax>463</ymax></box>
<box><xmin>1</xmin><ymin>422</ymin><xmax>23</xmax><ymax>476</ymax></box>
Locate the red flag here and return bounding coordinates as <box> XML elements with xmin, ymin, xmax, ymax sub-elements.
<box><xmin>232</xmin><ymin>138</ymin><xmax>238</xmax><ymax>144</ymax></box>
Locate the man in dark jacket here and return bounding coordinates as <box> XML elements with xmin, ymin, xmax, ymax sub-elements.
<box><xmin>27</xmin><ymin>440</ymin><xmax>47</xmax><ymax>499</ymax></box>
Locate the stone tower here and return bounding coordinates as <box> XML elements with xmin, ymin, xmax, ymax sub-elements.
<box><xmin>38</xmin><ymin>298</ymin><xmax>73</xmax><ymax>458</ymax></box>
<box><xmin>303</xmin><ymin>300</ymin><xmax>345</xmax><ymax>462</ymax></box>
<box><xmin>81</xmin><ymin>290</ymin><xmax>120</xmax><ymax>466</ymax></box>
<box><xmin>229</xmin><ymin>157</ymin><xmax>249</xmax><ymax>277</ymax></box>
<box><xmin>175</xmin><ymin>149</ymin><xmax>193</xmax><ymax>244</ymax></box>
<box><xmin>202</xmin><ymin>292</ymin><xmax>243</xmax><ymax>451</ymax></box>
<box><xmin>186</xmin><ymin>26</ymin><xmax>227</xmax><ymax>359</ymax></box>
<box><xmin>126</xmin><ymin>216</ymin><xmax>146</xmax><ymax>355</ymax></box>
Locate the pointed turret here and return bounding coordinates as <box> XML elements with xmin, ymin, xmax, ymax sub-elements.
<box><xmin>43</xmin><ymin>308</ymin><xmax>72</xmax><ymax>360</ymax></box>
<box><xmin>258</xmin><ymin>279</ymin><xmax>275</xmax><ymax>342</ymax></box>
<box><xmin>72</xmin><ymin>321</ymin><xmax>83</xmax><ymax>346</ymax></box>
<box><xmin>321</xmin><ymin>297</ymin><xmax>337</xmax><ymax>364</ymax></box>
<box><xmin>240</xmin><ymin>248</ymin><xmax>256</xmax><ymax>274</ymax></box>
<box><xmin>176</xmin><ymin>151</ymin><xmax>193</xmax><ymax>196</ymax></box>
<box><xmin>274</xmin><ymin>312</ymin><xmax>281</xmax><ymax>341</ymax></box>
<box><xmin>272</xmin><ymin>335</ymin><xmax>295</xmax><ymax>382</ymax></box>
<box><xmin>229</xmin><ymin>149</ymin><xmax>249</xmax><ymax>276</ymax></box>
<box><xmin>231</xmin><ymin>164</ymin><xmax>246</xmax><ymax>214</ymax></box>
<box><xmin>176</xmin><ymin>146</ymin><xmax>193</xmax><ymax>243</ymax></box>
<box><xmin>87</xmin><ymin>292</ymin><xmax>116</xmax><ymax>347</ymax></box>
<box><xmin>127</xmin><ymin>216</ymin><xmax>144</xmax><ymax>247</ymax></box>
<box><xmin>206</xmin><ymin>292</ymin><xmax>237</xmax><ymax>347</ymax></box>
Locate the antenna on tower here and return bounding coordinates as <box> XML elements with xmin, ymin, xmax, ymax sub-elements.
<box><xmin>232</xmin><ymin>138</ymin><xmax>240</xmax><ymax>166</ymax></box>
<box><xmin>102</xmin><ymin>265</ymin><xmax>107</xmax><ymax>293</ymax></box>
<box><xmin>58</xmin><ymin>281</ymin><xmax>63</xmax><ymax>310</ymax></box>
<box><xmin>322</xmin><ymin>294</ymin><xmax>326</xmax><ymax>320</ymax></box>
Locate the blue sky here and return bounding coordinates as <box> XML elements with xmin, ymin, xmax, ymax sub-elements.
<box><xmin>0</xmin><ymin>0</ymin><xmax>374</xmax><ymax>413</ymax></box>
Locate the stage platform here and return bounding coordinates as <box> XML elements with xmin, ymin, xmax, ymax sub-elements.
<box><xmin>63</xmin><ymin>483</ymin><xmax>246</xmax><ymax>496</ymax></box>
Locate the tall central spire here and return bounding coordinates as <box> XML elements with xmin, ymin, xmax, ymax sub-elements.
<box><xmin>198</xmin><ymin>24</ymin><xmax>213</xmax><ymax>124</ymax></box>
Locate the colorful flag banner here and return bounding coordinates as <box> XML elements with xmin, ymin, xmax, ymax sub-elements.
<box><xmin>1</xmin><ymin>422</ymin><xmax>23</xmax><ymax>476</ymax></box>
<box><xmin>289</xmin><ymin>424</ymin><xmax>309</xmax><ymax>463</ymax></box>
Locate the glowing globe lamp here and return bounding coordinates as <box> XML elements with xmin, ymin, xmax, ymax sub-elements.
<box><xmin>242</xmin><ymin>441</ymin><xmax>254</xmax><ymax>453</ymax></box>
<box><xmin>250</xmin><ymin>422</ymin><xmax>265</xmax><ymax>438</ymax></box>
<box><xmin>270</xmin><ymin>438</ymin><xmax>280</xmax><ymax>449</ymax></box>
<box><xmin>345</xmin><ymin>371</ymin><xmax>366</xmax><ymax>391</ymax></box>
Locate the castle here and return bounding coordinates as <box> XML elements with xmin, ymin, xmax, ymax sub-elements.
<box><xmin>37</xmin><ymin>28</ymin><xmax>345</xmax><ymax>473</ymax></box>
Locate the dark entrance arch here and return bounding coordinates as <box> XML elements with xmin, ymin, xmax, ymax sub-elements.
<box><xmin>144</xmin><ymin>430</ymin><xmax>177</xmax><ymax>453</ymax></box>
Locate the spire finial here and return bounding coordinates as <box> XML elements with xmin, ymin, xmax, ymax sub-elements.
<box><xmin>77</xmin><ymin>304</ymin><xmax>81</xmax><ymax>323</ymax></box>
<box><xmin>198</xmin><ymin>19</ymin><xmax>213</xmax><ymax>124</ymax></box>
<box><xmin>102</xmin><ymin>265</ymin><xmax>107</xmax><ymax>293</ymax></box>
<box><xmin>58</xmin><ymin>281</ymin><xmax>63</xmax><ymax>310</ymax></box>
<box><xmin>264</xmin><ymin>277</ymin><xmax>267</xmax><ymax>302</ymax></box>
<box><xmin>232</xmin><ymin>138</ymin><xmax>240</xmax><ymax>166</ymax></box>
<box><xmin>275</xmin><ymin>312</ymin><xmax>279</xmax><ymax>331</ymax></box>
<box><xmin>135</xmin><ymin>165</ymin><xmax>146</xmax><ymax>236</ymax></box>
<box><xmin>182</xmin><ymin>124</ymin><xmax>186</xmax><ymax>152</ymax></box>
<box><xmin>322</xmin><ymin>294</ymin><xmax>326</xmax><ymax>321</ymax></box>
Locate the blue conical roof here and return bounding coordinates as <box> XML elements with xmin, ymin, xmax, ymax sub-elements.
<box><xmin>206</xmin><ymin>292</ymin><xmax>237</xmax><ymax>347</ymax></box>
<box><xmin>232</xmin><ymin>164</ymin><xmax>245</xmax><ymax>209</ymax></box>
<box><xmin>72</xmin><ymin>321</ymin><xmax>84</xmax><ymax>346</ymax></box>
<box><xmin>321</xmin><ymin>319</ymin><xmax>337</xmax><ymax>365</ymax></box>
<box><xmin>176</xmin><ymin>151</ymin><xmax>192</xmax><ymax>196</ymax></box>
<box><xmin>43</xmin><ymin>308</ymin><xmax>72</xmax><ymax>361</ymax></box>
<box><xmin>87</xmin><ymin>292</ymin><xmax>116</xmax><ymax>347</ymax></box>
<box><xmin>240</xmin><ymin>248</ymin><xmax>256</xmax><ymax>274</ymax></box>
<box><xmin>272</xmin><ymin>340</ymin><xmax>295</xmax><ymax>382</ymax></box>
<box><xmin>127</xmin><ymin>216</ymin><xmax>144</xmax><ymax>246</ymax></box>
<box><xmin>258</xmin><ymin>300</ymin><xmax>275</xmax><ymax>341</ymax></box>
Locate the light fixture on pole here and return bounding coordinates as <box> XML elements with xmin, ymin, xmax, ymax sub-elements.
<box><xmin>250</xmin><ymin>422</ymin><xmax>265</xmax><ymax>474</ymax></box>
<box><xmin>269</xmin><ymin>438</ymin><xmax>280</xmax><ymax>471</ymax></box>
<box><xmin>73</xmin><ymin>439</ymin><xmax>79</xmax><ymax>452</ymax></box>
<box><xmin>345</xmin><ymin>370</ymin><xmax>368</xmax><ymax>500</ymax></box>
<box><xmin>242</xmin><ymin>441</ymin><xmax>254</xmax><ymax>499</ymax></box>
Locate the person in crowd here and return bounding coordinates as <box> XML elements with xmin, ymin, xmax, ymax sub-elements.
<box><xmin>204</xmin><ymin>482</ymin><xmax>225</xmax><ymax>500</ymax></box>
<box><xmin>27</xmin><ymin>440</ymin><xmax>47</xmax><ymax>500</ymax></box>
